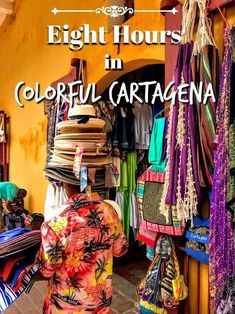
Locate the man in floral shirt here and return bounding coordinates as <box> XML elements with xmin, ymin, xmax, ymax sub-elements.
<box><xmin>36</xmin><ymin>184</ymin><xmax>128</xmax><ymax>314</ymax></box>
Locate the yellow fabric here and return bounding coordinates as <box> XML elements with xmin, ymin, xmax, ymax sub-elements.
<box><xmin>172</xmin><ymin>274</ymin><xmax>188</xmax><ymax>301</ymax></box>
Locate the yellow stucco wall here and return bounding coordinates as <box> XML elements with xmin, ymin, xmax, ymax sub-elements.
<box><xmin>0</xmin><ymin>0</ymin><xmax>165</xmax><ymax>212</ymax></box>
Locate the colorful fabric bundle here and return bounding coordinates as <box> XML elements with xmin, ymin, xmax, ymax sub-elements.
<box><xmin>209</xmin><ymin>28</ymin><xmax>235</xmax><ymax>310</ymax></box>
<box><xmin>0</xmin><ymin>228</ymin><xmax>41</xmax><ymax>311</ymax></box>
<box><xmin>0</xmin><ymin>264</ymin><xmax>39</xmax><ymax>312</ymax></box>
<box><xmin>160</xmin><ymin>257</ymin><xmax>175</xmax><ymax>301</ymax></box>
<box><xmin>0</xmin><ymin>228</ymin><xmax>41</xmax><ymax>258</ymax></box>
<box><xmin>137</xmin><ymin>236</ymin><xmax>187</xmax><ymax>314</ymax></box>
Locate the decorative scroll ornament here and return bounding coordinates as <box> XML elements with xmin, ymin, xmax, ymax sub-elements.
<box><xmin>96</xmin><ymin>6</ymin><xmax>134</xmax><ymax>17</ymax></box>
<box><xmin>51</xmin><ymin>7</ymin><xmax>177</xmax><ymax>16</ymax></box>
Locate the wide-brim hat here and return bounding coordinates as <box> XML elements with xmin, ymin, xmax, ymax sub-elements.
<box><xmin>58</xmin><ymin>119</ymin><xmax>105</xmax><ymax>133</ymax></box>
<box><xmin>68</xmin><ymin>104</ymin><xmax>96</xmax><ymax>120</ymax></box>
<box><xmin>54</xmin><ymin>148</ymin><xmax>108</xmax><ymax>156</ymax></box>
<box><xmin>45</xmin><ymin>166</ymin><xmax>106</xmax><ymax>187</ymax></box>
<box><xmin>54</xmin><ymin>138</ymin><xmax>109</xmax><ymax>156</ymax></box>
<box><xmin>54</xmin><ymin>138</ymin><xmax>107</xmax><ymax>149</ymax></box>
<box><xmin>48</xmin><ymin>153</ymin><xmax>111</xmax><ymax>168</ymax></box>
<box><xmin>58</xmin><ymin>104</ymin><xmax>105</xmax><ymax>133</ymax></box>
<box><xmin>55</xmin><ymin>133</ymin><xmax>106</xmax><ymax>141</ymax></box>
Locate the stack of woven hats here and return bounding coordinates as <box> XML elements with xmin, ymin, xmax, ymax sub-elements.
<box><xmin>46</xmin><ymin>105</ymin><xmax>111</xmax><ymax>190</ymax></box>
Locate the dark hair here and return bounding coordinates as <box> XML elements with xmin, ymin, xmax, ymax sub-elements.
<box><xmin>18</xmin><ymin>189</ymin><xmax>27</xmax><ymax>198</ymax></box>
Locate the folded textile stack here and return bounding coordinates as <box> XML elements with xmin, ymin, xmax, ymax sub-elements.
<box><xmin>185</xmin><ymin>216</ymin><xmax>209</xmax><ymax>264</ymax></box>
<box><xmin>0</xmin><ymin>228</ymin><xmax>41</xmax><ymax>311</ymax></box>
<box><xmin>46</xmin><ymin>105</ymin><xmax>114</xmax><ymax>190</ymax></box>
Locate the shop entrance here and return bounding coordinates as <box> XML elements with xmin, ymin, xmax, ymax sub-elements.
<box><xmin>101</xmin><ymin>63</ymin><xmax>165</xmax><ymax>286</ymax></box>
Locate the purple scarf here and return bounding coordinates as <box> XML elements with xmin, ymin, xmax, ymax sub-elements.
<box><xmin>209</xmin><ymin>28</ymin><xmax>235</xmax><ymax>309</ymax></box>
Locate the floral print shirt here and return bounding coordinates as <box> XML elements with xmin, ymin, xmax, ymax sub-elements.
<box><xmin>36</xmin><ymin>194</ymin><xmax>128</xmax><ymax>314</ymax></box>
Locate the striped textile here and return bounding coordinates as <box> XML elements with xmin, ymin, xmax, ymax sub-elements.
<box><xmin>141</xmin><ymin>220</ymin><xmax>184</xmax><ymax>236</ymax></box>
<box><xmin>0</xmin><ymin>264</ymin><xmax>39</xmax><ymax>311</ymax></box>
<box><xmin>138</xmin><ymin>221</ymin><xmax>158</xmax><ymax>248</ymax></box>
<box><xmin>138</xmin><ymin>168</ymin><xmax>165</xmax><ymax>182</ymax></box>
<box><xmin>0</xmin><ymin>230</ymin><xmax>41</xmax><ymax>258</ymax></box>
<box><xmin>192</xmin><ymin>45</ymin><xmax>219</xmax><ymax>187</ymax></box>
<box><xmin>137</xmin><ymin>169</ymin><xmax>184</xmax><ymax>239</ymax></box>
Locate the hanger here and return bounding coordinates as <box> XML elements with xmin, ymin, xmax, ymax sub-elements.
<box><xmin>205</xmin><ymin>1</ymin><xmax>230</xmax><ymax>28</ymax></box>
<box><xmin>154</xmin><ymin>103</ymin><xmax>171</xmax><ymax>119</ymax></box>
<box><xmin>217</xmin><ymin>6</ymin><xmax>230</xmax><ymax>28</ymax></box>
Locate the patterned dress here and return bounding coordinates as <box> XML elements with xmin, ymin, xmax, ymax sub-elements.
<box><xmin>36</xmin><ymin>194</ymin><xmax>128</xmax><ymax>313</ymax></box>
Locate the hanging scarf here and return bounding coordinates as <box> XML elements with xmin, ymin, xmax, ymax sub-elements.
<box><xmin>209</xmin><ymin>28</ymin><xmax>235</xmax><ymax>310</ymax></box>
<box><xmin>192</xmin><ymin>45</ymin><xmax>218</xmax><ymax>187</ymax></box>
<box><xmin>191</xmin><ymin>0</ymin><xmax>218</xmax><ymax>187</ymax></box>
<box><xmin>159</xmin><ymin>43</ymin><xmax>200</xmax><ymax>225</ymax></box>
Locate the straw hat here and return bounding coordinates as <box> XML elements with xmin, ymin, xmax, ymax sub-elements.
<box><xmin>68</xmin><ymin>104</ymin><xmax>96</xmax><ymax>120</ymax></box>
<box><xmin>54</xmin><ymin>148</ymin><xmax>108</xmax><ymax>156</ymax></box>
<box><xmin>46</xmin><ymin>104</ymin><xmax>112</xmax><ymax>187</ymax></box>
<box><xmin>55</xmin><ymin>133</ymin><xmax>106</xmax><ymax>141</ymax></box>
<box><xmin>57</xmin><ymin>104</ymin><xmax>105</xmax><ymax>133</ymax></box>
<box><xmin>48</xmin><ymin>153</ymin><xmax>111</xmax><ymax>168</ymax></box>
<box><xmin>58</xmin><ymin>119</ymin><xmax>105</xmax><ymax>133</ymax></box>
<box><xmin>45</xmin><ymin>166</ymin><xmax>106</xmax><ymax>187</ymax></box>
<box><xmin>54</xmin><ymin>139</ymin><xmax>107</xmax><ymax>149</ymax></box>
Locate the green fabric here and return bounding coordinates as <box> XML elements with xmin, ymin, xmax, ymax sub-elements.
<box><xmin>0</xmin><ymin>182</ymin><xmax>19</xmax><ymax>202</ymax></box>
<box><xmin>119</xmin><ymin>151</ymin><xmax>137</xmax><ymax>192</ymax></box>
<box><xmin>118</xmin><ymin>151</ymin><xmax>137</xmax><ymax>239</ymax></box>
<box><xmin>148</xmin><ymin>117</ymin><xmax>166</xmax><ymax>173</ymax></box>
<box><xmin>123</xmin><ymin>191</ymin><xmax>131</xmax><ymax>240</ymax></box>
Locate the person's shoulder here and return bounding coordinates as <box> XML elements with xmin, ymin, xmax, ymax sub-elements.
<box><xmin>102</xmin><ymin>200</ymin><xmax>122</xmax><ymax>221</ymax></box>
